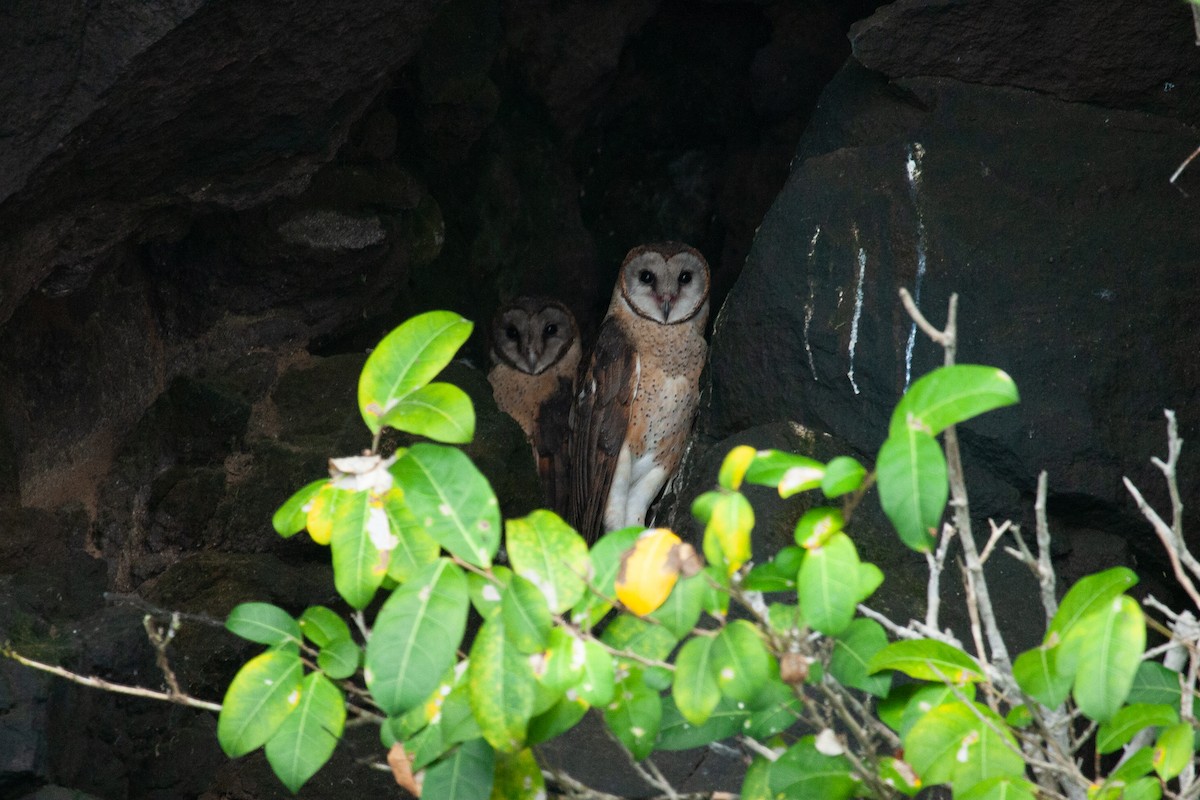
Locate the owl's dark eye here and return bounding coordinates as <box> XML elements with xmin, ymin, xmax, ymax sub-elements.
<box><xmin>639</xmin><ymin>269</ymin><xmax>655</xmax><ymax>285</ymax></box>
<box><xmin>679</xmin><ymin>270</ymin><xmax>692</xmax><ymax>285</ymax></box>
<box><xmin>505</xmin><ymin>325</ymin><xmax>519</xmax><ymax>341</ymax></box>
<box><xmin>543</xmin><ymin>323</ymin><xmax>558</xmax><ymax>337</ymax></box>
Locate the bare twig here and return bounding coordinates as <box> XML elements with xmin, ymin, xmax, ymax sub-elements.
<box><xmin>925</xmin><ymin>523</ymin><xmax>956</xmax><ymax>631</ymax></box>
<box><xmin>1034</xmin><ymin>471</ymin><xmax>1059</xmax><ymax>625</ymax></box>
<box><xmin>2</xmin><ymin>645</ymin><xmax>222</xmax><ymax>713</ymax></box>
<box><xmin>898</xmin><ymin>288</ymin><xmax>953</xmax><ymax>349</ymax></box>
<box><xmin>143</xmin><ymin>614</ymin><xmax>184</xmax><ymax>698</ymax></box>
<box><xmin>1124</xmin><ymin>477</ymin><xmax>1200</xmax><ymax>610</ymax></box>
<box><xmin>978</xmin><ymin>519</ymin><xmax>1011</xmax><ymax>564</ymax></box>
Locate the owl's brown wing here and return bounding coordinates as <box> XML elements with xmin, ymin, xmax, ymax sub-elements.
<box><xmin>532</xmin><ymin>374</ymin><xmax>574</xmax><ymax>518</ymax></box>
<box><xmin>569</xmin><ymin>317</ymin><xmax>637</xmax><ymax>542</ymax></box>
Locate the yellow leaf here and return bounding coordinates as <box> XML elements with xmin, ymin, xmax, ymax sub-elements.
<box><xmin>615</xmin><ymin>529</ymin><xmax>683</xmax><ymax>616</ymax></box>
<box><xmin>305</xmin><ymin>485</ymin><xmax>338</xmax><ymax>545</ymax></box>
<box><xmin>719</xmin><ymin>445</ymin><xmax>757</xmax><ymax>491</ymax></box>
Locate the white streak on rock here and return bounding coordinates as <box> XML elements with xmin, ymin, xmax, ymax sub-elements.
<box><xmin>804</xmin><ymin>225</ymin><xmax>821</xmax><ymax>380</ymax></box>
<box><xmin>904</xmin><ymin>142</ymin><xmax>928</xmax><ymax>390</ymax></box>
<box><xmin>848</xmin><ymin>226</ymin><xmax>866</xmax><ymax>396</ymax></box>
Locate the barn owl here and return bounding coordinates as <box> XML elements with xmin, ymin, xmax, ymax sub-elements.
<box><xmin>569</xmin><ymin>243</ymin><xmax>710</xmax><ymax>541</ymax></box>
<box><xmin>487</xmin><ymin>297</ymin><xmax>582</xmax><ymax>515</ymax></box>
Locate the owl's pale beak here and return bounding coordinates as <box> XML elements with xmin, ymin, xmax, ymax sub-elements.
<box><xmin>524</xmin><ymin>347</ymin><xmax>539</xmax><ymax>373</ymax></box>
<box><xmin>660</xmin><ymin>297</ymin><xmax>673</xmax><ymax>321</ymax></box>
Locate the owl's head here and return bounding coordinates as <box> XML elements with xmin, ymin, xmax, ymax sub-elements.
<box><xmin>490</xmin><ymin>297</ymin><xmax>580</xmax><ymax>376</ymax></box>
<box><xmin>616</xmin><ymin>243</ymin><xmax>710</xmax><ymax>326</ymax></box>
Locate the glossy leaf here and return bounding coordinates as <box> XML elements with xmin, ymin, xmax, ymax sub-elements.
<box><xmin>392</xmin><ymin>443</ymin><xmax>500</xmax><ymax>568</ymax></box>
<box><xmin>615</xmin><ymin>528</ymin><xmax>683</xmax><ymax>616</ymax></box>
<box><xmin>304</xmin><ymin>484</ymin><xmax>341</xmax><ymax>545</ymax></box>
<box><xmin>1012</xmin><ymin>644</ymin><xmax>1072</xmax><ymax>709</ymax></box>
<box><xmin>358</xmin><ymin>311</ymin><xmax>472</xmax><ymax>434</ymax></box>
<box><xmin>889</xmin><ymin>365</ymin><xmax>1019</xmax><ymax>438</ymax></box>
<box><xmin>381</xmin><ymin>382</ymin><xmax>475</xmax><ymax>444</ymax></box>
<box><xmin>539</xmin><ymin>628</ymin><xmax>587</xmax><ymax>695</ymax></box>
<box><xmin>578</xmin><ymin>638</ymin><xmax>616</xmax><ymax>706</ymax></box>
<box><xmin>830</xmin><ymin>618</ymin><xmax>891</xmax><ymax>697</ymax></box>
<box><xmin>501</xmin><ymin>573</ymin><xmax>553</xmax><ymax>654</ymax></box>
<box><xmin>896</xmin><ymin>684</ymin><xmax>976</xmax><ymax>739</ymax></box>
<box><xmin>647</xmin><ymin>572</ymin><xmax>705</xmax><ymax>639</ymax></box>
<box><xmin>1123</xmin><ymin>777</ymin><xmax>1164</xmax><ymax>800</ymax></box>
<box><xmin>1127</xmin><ymin>661</ymin><xmax>1182</xmax><ymax>708</ymax></box>
<box><xmin>741</xmin><ymin>757</ymin><xmax>772</xmax><ymax>800</ymax></box>
<box><xmin>673</xmin><ymin>636</ymin><xmax>721</xmax><ymax>726</ymax></box>
<box><xmin>743</xmin><ymin>675</ymin><xmax>803</xmax><ymax>739</ymax></box>
<box><xmin>422</xmin><ymin>738</ymin><xmax>495</xmax><ymax>800</ymax></box>
<box><xmin>718</xmin><ymin>445</ymin><xmax>757</xmax><ymax>490</ymax></box>
<box><xmin>868</xmin><ymin>638</ymin><xmax>984</xmax><ymax>684</ymax></box>
<box><xmin>489</xmin><ymin>748</ymin><xmax>544</xmax><ymax>800</ymax></box>
<box><xmin>272</xmin><ymin>479</ymin><xmax>328</xmax><ymax>537</ymax></box>
<box><xmin>506</xmin><ymin>510</ymin><xmax>589</xmax><ymax>613</ymax></box>
<box><xmin>876</xmin><ymin>428</ymin><xmax>946</xmax><ymax>552</ymax></box>
<box><xmin>797</xmin><ymin>532</ymin><xmax>862</xmax><ymax>636</ymax></box>
<box><xmin>657</xmin><ymin>695</ymin><xmax>746</xmax><ymax>750</ymax></box>
<box><xmin>365</xmin><ymin>559</ymin><xmax>468</xmax><ymax>716</ymax></box>
<box><xmin>904</xmin><ymin>701</ymin><xmax>1024</xmax><ymax>793</ymax></box>
<box><xmin>794</xmin><ymin>506</ymin><xmax>844</xmax><ymax>549</ymax></box>
<box><xmin>527</xmin><ymin>694</ymin><xmax>589</xmax><ymax>746</ymax></box>
<box><xmin>317</xmin><ymin>637</ymin><xmax>361</xmax><ymax>680</ymax></box>
<box><xmin>382</xmin><ymin>490</ymin><xmax>441</xmax><ymax>584</ymax></box>
<box><xmin>1097</xmin><ymin>704</ymin><xmax>1178</xmax><ymax>754</ymax></box>
<box><xmin>690</xmin><ymin>491</ymin><xmax>721</xmax><ymax>525</ymax></box>
<box><xmin>298</xmin><ymin>606</ymin><xmax>351</xmax><ymax>649</ymax></box>
<box><xmin>877</xmin><ymin>757</ymin><xmax>923</xmax><ymax>797</ymax></box>
<box><xmin>226</xmin><ymin>603</ymin><xmax>302</xmax><ymax>648</ymax></box>
<box><xmin>822</xmin><ymin>456</ymin><xmax>867</xmax><ymax>498</ymax></box>
<box><xmin>768</xmin><ymin>736</ymin><xmax>857</xmax><ymax>800</ymax></box>
<box><xmin>264</xmin><ymin>672</ymin><xmax>346</xmax><ymax>793</ymax></box>
<box><xmin>1153</xmin><ymin>722</ymin><xmax>1194</xmax><ymax>780</ymax></box>
<box><xmin>956</xmin><ymin>776</ymin><xmax>1038</xmax><ymax>800</ymax></box>
<box><xmin>329</xmin><ymin>489</ymin><xmax>385</xmax><ymax>609</ymax></box>
<box><xmin>468</xmin><ymin>616</ymin><xmax>536</xmax><ymax>753</ymax></box>
<box><xmin>711</xmin><ymin>620</ymin><xmax>771</xmax><ymax>703</ymax></box>
<box><xmin>743</xmin><ymin>545</ymin><xmax>803</xmax><ymax>592</ymax></box>
<box><xmin>705</xmin><ymin>492</ymin><xmax>754</xmax><ymax>574</ymax></box>
<box><xmin>745</xmin><ymin>450</ymin><xmax>824</xmax><ymax>493</ymax></box>
<box><xmin>217</xmin><ymin>650</ymin><xmax>304</xmax><ymax>757</ymax></box>
<box><xmin>572</xmin><ymin>526</ymin><xmax>641</xmax><ymax>627</ymax></box>
<box><xmin>1069</xmin><ymin>594</ymin><xmax>1145</xmax><ymax>722</ymax></box>
<box><xmin>602</xmin><ymin>672</ymin><xmax>662</xmax><ymax>760</ymax></box>
<box><xmin>1049</xmin><ymin>566</ymin><xmax>1138</xmax><ymax>642</ymax></box>
<box><xmin>601</xmin><ymin>614</ymin><xmax>678</xmax><ymax>681</ymax></box>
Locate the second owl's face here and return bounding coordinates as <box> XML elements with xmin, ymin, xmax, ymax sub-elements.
<box><xmin>617</xmin><ymin>244</ymin><xmax>711</xmax><ymax>325</ymax></box>
<box><xmin>491</xmin><ymin>299</ymin><xmax>579</xmax><ymax>376</ymax></box>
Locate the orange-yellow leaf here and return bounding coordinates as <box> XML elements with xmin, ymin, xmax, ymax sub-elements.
<box><xmin>615</xmin><ymin>528</ymin><xmax>683</xmax><ymax>616</ymax></box>
<box><xmin>305</xmin><ymin>485</ymin><xmax>338</xmax><ymax>545</ymax></box>
<box><xmin>719</xmin><ymin>446</ymin><xmax>757</xmax><ymax>491</ymax></box>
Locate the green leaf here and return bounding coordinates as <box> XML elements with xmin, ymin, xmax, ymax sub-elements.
<box><xmin>468</xmin><ymin>616</ymin><xmax>536</xmax><ymax>753</ymax></box>
<box><xmin>602</xmin><ymin>672</ymin><xmax>662</xmax><ymax>760</ymax></box>
<box><xmin>538</xmin><ymin>628</ymin><xmax>586</xmax><ymax>695</ymax></box>
<box><xmin>317</xmin><ymin>637</ymin><xmax>361</xmax><ymax>680</ymax></box>
<box><xmin>264</xmin><ymin>672</ymin><xmax>345</xmax><ymax>793</ymax></box>
<box><xmin>877</xmin><ymin>757</ymin><xmax>923</xmax><ymax>797</ymax></box>
<box><xmin>422</xmin><ymin>738</ymin><xmax>495</xmax><ymax>800</ymax></box>
<box><xmin>797</xmin><ymin>531</ymin><xmax>862</xmax><ymax>636</ymax></box>
<box><xmin>467</xmin><ymin>566</ymin><xmax>511</xmax><ymax>620</ymax></box>
<box><xmin>956</xmin><ymin>776</ymin><xmax>1038</xmax><ymax>800</ymax></box>
<box><xmin>1097</xmin><ymin>704</ymin><xmax>1179</xmax><ymax>754</ymax></box>
<box><xmin>272</xmin><ymin>479</ymin><xmax>328</xmax><ymax>537</ymax></box>
<box><xmin>711</xmin><ymin>620</ymin><xmax>770</xmax><ymax>703</ymax></box>
<box><xmin>868</xmin><ymin>639</ymin><xmax>985</xmax><ymax>684</ymax></box>
<box><xmin>743</xmin><ymin>675</ymin><xmax>803</xmax><ymax>739</ymax></box>
<box><xmin>1127</xmin><ymin>661</ymin><xmax>1182</xmax><ymax>708</ymax></box>
<box><xmin>690</xmin><ymin>491</ymin><xmax>722</xmax><ymax>525</ymax></box>
<box><xmin>897</xmin><ymin>684</ymin><xmax>976</xmax><ymax>739</ymax></box>
<box><xmin>1049</xmin><ymin>566</ymin><xmax>1138</xmax><ymax>642</ymax></box>
<box><xmin>329</xmin><ymin>490</ymin><xmax>385</xmax><ymax>609</ymax></box>
<box><xmin>392</xmin><ymin>443</ymin><xmax>500</xmax><ymax>568</ymax></box>
<box><xmin>904</xmin><ymin>701</ymin><xmax>1024</xmax><ymax>793</ymax></box>
<box><xmin>358</xmin><ymin>311</ymin><xmax>472</xmax><ymax>435</ymax></box>
<box><xmin>889</xmin><ymin>364</ymin><xmax>1019</xmax><ymax>438</ymax></box>
<box><xmin>578</xmin><ymin>638</ymin><xmax>616</xmax><ymax>706</ymax></box>
<box><xmin>1069</xmin><ymin>595</ymin><xmax>1145</xmax><ymax>722</ymax></box>
<box><xmin>830</xmin><ymin>618</ymin><xmax>891</xmax><ymax>697</ymax></box>
<box><xmin>821</xmin><ymin>456</ymin><xmax>867</xmax><ymax>498</ymax></box>
<box><xmin>743</xmin><ymin>546</ymin><xmax>803</xmax><ymax>592</ymax></box>
<box><xmin>769</xmin><ymin>736</ymin><xmax>857</xmax><ymax>800</ymax></box>
<box><xmin>1012</xmin><ymin>644</ymin><xmax>1072</xmax><ymax>708</ymax></box>
<box><xmin>217</xmin><ymin>650</ymin><xmax>304</xmax><ymax>757</ymax></box>
<box><xmin>657</xmin><ymin>695</ymin><xmax>746</xmax><ymax>750</ymax></box>
<box><xmin>501</xmin><ymin>573</ymin><xmax>553</xmax><ymax>654</ymax></box>
<box><xmin>647</xmin><ymin>572</ymin><xmax>705</xmax><ymax>639</ymax></box>
<box><xmin>745</xmin><ymin>450</ymin><xmax>824</xmax><ymax>493</ymax></box>
<box><xmin>298</xmin><ymin>606</ymin><xmax>351</xmax><ymax>649</ymax></box>
<box><xmin>876</xmin><ymin>429</ymin><xmax>946</xmax><ymax>552</ymax></box>
<box><xmin>1124</xmin><ymin>777</ymin><xmax>1164</xmax><ymax>800</ymax></box>
<box><xmin>855</xmin><ymin>562</ymin><xmax>884</xmax><ymax>602</ymax></box>
<box><xmin>601</xmin><ymin>614</ymin><xmax>678</xmax><ymax>677</ymax></box>
<box><xmin>490</xmin><ymin>748</ymin><xmax>544</xmax><ymax>800</ymax></box>
<box><xmin>741</xmin><ymin>756</ymin><xmax>772</xmax><ymax>800</ymax></box>
<box><xmin>506</xmin><ymin>510</ymin><xmax>589</xmax><ymax>613</ymax></box>
<box><xmin>226</xmin><ymin>603</ymin><xmax>302</xmax><ymax>647</ymax></box>
<box><xmin>793</xmin><ymin>506</ymin><xmax>844</xmax><ymax>548</ymax></box>
<box><xmin>1154</xmin><ymin>722</ymin><xmax>1194</xmax><ymax>780</ymax></box>
<box><xmin>672</xmin><ymin>636</ymin><xmax>721</xmax><ymax>726</ymax></box>
<box><xmin>365</xmin><ymin>559</ymin><xmax>468</xmax><ymax>716</ymax></box>
<box><xmin>527</xmin><ymin>694</ymin><xmax>589</xmax><ymax>746</ymax></box>
<box><xmin>382</xmin><ymin>490</ymin><xmax>441</xmax><ymax>584</ymax></box>
<box><xmin>1110</xmin><ymin>745</ymin><xmax>1156</xmax><ymax>782</ymax></box>
<box><xmin>381</xmin><ymin>382</ymin><xmax>475</xmax><ymax>444</ymax></box>
<box><xmin>572</xmin><ymin>526</ymin><xmax>641</xmax><ymax>628</ymax></box>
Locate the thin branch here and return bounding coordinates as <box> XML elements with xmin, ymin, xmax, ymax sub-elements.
<box><xmin>898</xmin><ymin>287</ymin><xmax>953</xmax><ymax>348</ymax></box>
<box><xmin>1172</xmin><ymin>143</ymin><xmax>1200</xmax><ymax>187</ymax></box>
<box><xmin>925</xmin><ymin>523</ymin><xmax>956</xmax><ymax>631</ymax></box>
<box><xmin>739</xmin><ymin>735</ymin><xmax>781</xmax><ymax>762</ymax></box>
<box><xmin>1124</xmin><ymin>476</ymin><xmax>1200</xmax><ymax>610</ymax></box>
<box><xmin>1034</xmin><ymin>471</ymin><xmax>1059</xmax><ymax>625</ymax></box>
<box><xmin>2</xmin><ymin>645</ymin><xmax>222</xmax><ymax>713</ymax></box>
<box><xmin>978</xmin><ymin>519</ymin><xmax>1011</xmax><ymax>565</ymax></box>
